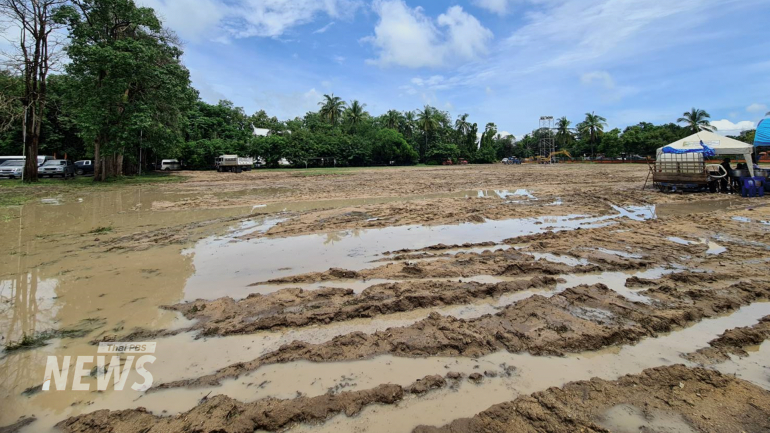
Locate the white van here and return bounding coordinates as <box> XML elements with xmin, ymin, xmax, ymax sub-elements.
<box><xmin>160</xmin><ymin>159</ymin><xmax>181</xmax><ymax>171</ymax></box>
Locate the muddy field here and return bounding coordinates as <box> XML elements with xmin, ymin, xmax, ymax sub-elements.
<box><xmin>1</xmin><ymin>164</ymin><xmax>769</xmax><ymax>432</ymax></box>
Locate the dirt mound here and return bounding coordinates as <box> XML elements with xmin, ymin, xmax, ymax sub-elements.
<box><xmin>166</xmin><ymin>276</ymin><xmax>558</xmax><ymax>336</ymax></box>
<box><xmin>57</xmin><ymin>375</ymin><xmax>458</xmax><ymax>433</ymax></box>
<box><xmin>415</xmin><ymin>365</ymin><xmax>770</xmax><ymax>433</ymax></box>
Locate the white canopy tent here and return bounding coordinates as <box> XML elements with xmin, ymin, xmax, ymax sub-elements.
<box><xmin>656</xmin><ymin>130</ymin><xmax>755</xmax><ymax>177</ymax></box>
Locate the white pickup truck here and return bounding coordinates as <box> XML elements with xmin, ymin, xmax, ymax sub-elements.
<box><xmin>215</xmin><ymin>155</ymin><xmax>254</xmax><ymax>173</ymax></box>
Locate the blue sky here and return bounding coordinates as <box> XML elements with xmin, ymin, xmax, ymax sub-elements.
<box><xmin>140</xmin><ymin>0</ymin><xmax>770</xmax><ymax>138</ymax></box>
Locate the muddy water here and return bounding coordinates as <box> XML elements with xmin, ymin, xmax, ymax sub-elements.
<box><xmin>185</xmin><ymin>208</ymin><xmax>651</xmax><ymax>300</ymax></box>
<box><xmin>597</xmin><ymin>404</ymin><xmax>696</xmax><ymax>433</ymax></box>
<box><xmin>0</xmin><ymin>188</ymin><xmax>262</xmax><ymax>429</ymax></box>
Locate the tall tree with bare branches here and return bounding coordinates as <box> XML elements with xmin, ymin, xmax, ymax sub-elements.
<box><xmin>1</xmin><ymin>0</ymin><xmax>65</xmax><ymax>182</ymax></box>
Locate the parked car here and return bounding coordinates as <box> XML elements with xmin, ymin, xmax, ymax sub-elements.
<box><xmin>0</xmin><ymin>160</ymin><xmax>25</xmax><ymax>179</ymax></box>
<box><xmin>39</xmin><ymin>160</ymin><xmax>76</xmax><ymax>179</ymax></box>
<box><xmin>74</xmin><ymin>160</ymin><xmax>94</xmax><ymax>175</ymax></box>
<box><xmin>159</xmin><ymin>159</ymin><xmax>181</xmax><ymax>171</ymax></box>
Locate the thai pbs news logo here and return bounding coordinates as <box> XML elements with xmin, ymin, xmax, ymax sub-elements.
<box><xmin>42</xmin><ymin>342</ymin><xmax>157</xmax><ymax>391</ymax></box>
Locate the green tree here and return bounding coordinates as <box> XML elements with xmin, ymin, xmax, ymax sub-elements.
<box><xmin>59</xmin><ymin>0</ymin><xmax>194</xmax><ymax>180</ymax></box>
<box><xmin>416</xmin><ymin>105</ymin><xmax>439</xmax><ymax>162</ymax></box>
<box><xmin>578</xmin><ymin>112</ymin><xmax>607</xmax><ymax>159</ymax></box>
<box><xmin>384</xmin><ymin>109</ymin><xmax>401</xmax><ymax>129</ymax></box>
<box><xmin>677</xmin><ymin>108</ymin><xmax>715</xmax><ymax>133</ymax></box>
<box><xmin>371</xmin><ymin>128</ymin><xmax>417</xmax><ymax>165</ymax></box>
<box><xmin>555</xmin><ymin>116</ymin><xmax>575</xmax><ymax>149</ymax></box>
<box><xmin>426</xmin><ymin>143</ymin><xmax>460</xmax><ymax>164</ymax></box>
<box><xmin>318</xmin><ymin>94</ymin><xmax>346</xmax><ymax>126</ymax></box>
<box><xmin>343</xmin><ymin>100</ymin><xmax>368</xmax><ymax>130</ymax></box>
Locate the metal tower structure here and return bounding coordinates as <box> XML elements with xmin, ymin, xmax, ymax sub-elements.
<box><xmin>538</xmin><ymin>116</ymin><xmax>555</xmax><ymax>164</ymax></box>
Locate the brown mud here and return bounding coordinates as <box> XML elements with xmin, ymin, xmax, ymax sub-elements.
<box><xmin>414</xmin><ymin>365</ymin><xmax>770</xmax><ymax>433</ymax></box>
<box><xmin>154</xmin><ymin>280</ymin><xmax>770</xmax><ymax>390</ymax></box>
<box><xmin>56</xmin><ymin>374</ymin><xmax>455</xmax><ymax>433</ymax></box>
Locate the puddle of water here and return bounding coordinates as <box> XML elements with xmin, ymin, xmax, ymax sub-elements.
<box><xmin>714</xmin><ymin>341</ymin><xmax>770</xmax><ymax>391</ymax></box>
<box><xmin>184</xmin><ymin>208</ymin><xmax>653</xmax><ymax>301</ymax></box>
<box><xmin>594</xmin><ymin>248</ymin><xmax>644</xmax><ymax>259</ymax></box>
<box><xmin>527</xmin><ymin>252</ymin><xmax>589</xmax><ymax>266</ymax></box>
<box><xmin>732</xmin><ymin>216</ymin><xmax>752</xmax><ymax>223</ymax></box>
<box><xmin>597</xmin><ymin>404</ymin><xmax>696</xmax><ymax>433</ymax></box>
<box><xmin>668</xmin><ymin>236</ymin><xmax>696</xmax><ymax>245</ymax></box>
<box><xmin>706</xmin><ymin>241</ymin><xmax>727</xmax><ymax>256</ymax></box>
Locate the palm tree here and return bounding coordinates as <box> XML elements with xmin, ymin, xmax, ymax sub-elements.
<box><xmin>677</xmin><ymin>108</ymin><xmax>716</xmax><ymax>134</ymax></box>
<box><xmin>555</xmin><ymin>116</ymin><xmax>575</xmax><ymax>148</ymax></box>
<box><xmin>318</xmin><ymin>94</ymin><xmax>346</xmax><ymax>126</ymax></box>
<box><xmin>578</xmin><ymin>112</ymin><xmax>607</xmax><ymax>159</ymax></box>
<box><xmin>417</xmin><ymin>105</ymin><xmax>439</xmax><ymax>160</ymax></box>
<box><xmin>344</xmin><ymin>100</ymin><xmax>368</xmax><ymax>128</ymax></box>
<box><xmin>401</xmin><ymin>111</ymin><xmax>416</xmax><ymax>138</ymax></box>
<box><xmin>385</xmin><ymin>110</ymin><xmax>402</xmax><ymax>129</ymax></box>
<box><xmin>455</xmin><ymin>114</ymin><xmax>471</xmax><ymax>136</ymax></box>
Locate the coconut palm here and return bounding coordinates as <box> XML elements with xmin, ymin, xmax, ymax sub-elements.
<box><xmin>555</xmin><ymin>116</ymin><xmax>575</xmax><ymax>148</ymax></box>
<box><xmin>318</xmin><ymin>94</ymin><xmax>346</xmax><ymax>126</ymax></box>
<box><xmin>401</xmin><ymin>111</ymin><xmax>416</xmax><ymax>138</ymax></box>
<box><xmin>417</xmin><ymin>105</ymin><xmax>439</xmax><ymax>160</ymax></box>
<box><xmin>677</xmin><ymin>108</ymin><xmax>716</xmax><ymax>134</ymax></box>
<box><xmin>578</xmin><ymin>112</ymin><xmax>607</xmax><ymax>159</ymax></box>
<box><xmin>455</xmin><ymin>113</ymin><xmax>471</xmax><ymax>136</ymax></box>
<box><xmin>384</xmin><ymin>110</ymin><xmax>402</xmax><ymax>129</ymax></box>
<box><xmin>344</xmin><ymin>100</ymin><xmax>368</xmax><ymax>127</ymax></box>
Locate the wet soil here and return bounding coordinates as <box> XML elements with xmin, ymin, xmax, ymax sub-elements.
<box><xmin>3</xmin><ymin>164</ymin><xmax>770</xmax><ymax>432</ymax></box>
<box><xmin>154</xmin><ymin>280</ymin><xmax>770</xmax><ymax>390</ymax></box>
<box><xmin>56</xmin><ymin>374</ymin><xmax>454</xmax><ymax>433</ymax></box>
<box><xmin>414</xmin><ymin>365</ymin><xmax>770</xmax><ymax>433</ymax></box>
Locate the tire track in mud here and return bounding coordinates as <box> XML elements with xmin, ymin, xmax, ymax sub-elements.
<box><xmin>151</xmin><ymin>280</ymin><xmax>770</xmax><ymax>391</ymax></box>
<box><xmin>414</xmin><ymin>365</ymin><xmax>770</xmax><ymax>433</ymax></box>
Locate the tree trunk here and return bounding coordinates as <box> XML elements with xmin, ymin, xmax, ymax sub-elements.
<box><xmin>93</xmin><ymin>136</ymin><xmax>103</xmax><ymax>181</ymax></box>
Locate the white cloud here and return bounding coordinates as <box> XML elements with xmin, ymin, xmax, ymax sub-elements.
<box><xmin>746</xmin><ymin>103</ymin><xmax>767</xmax><ymax>113</ymax></box>
<box><xmin>711</xmin><ymin>119</ymin><xmax>755</xmax><ymax>135</ymax></box>
<box><xmin>141</xmin><ymin>0</ymin><xmax>359</xmax><ymax>42</ymax></box>
<box><xmin>472</xmin><ymin>0</ymin><xmax>520</xmax><ymax>16</ymax></box>
<box><xmin>365</xmin><ymin>1</ymin><xmax>493</xmax><ymax>68</ymax></box>
<box><xmin>333</xmin><ymin>55</ymin><xmax>346</xmax><ymax>64</ymax></box>
<box><xmin>581</xmin><ymin>71</ymin><xmax>615</xmax><ymax>89</ymax></box>
<box><xmin>313</xmin><ymin>22</ymin><xmax>336</xmax><ymax>34</ymax></box>
<box><xmin>140</xmin><ymin>0</ymin><xmax>225</xmax><ymax>42</ymax></box>
<box><xmin>230</xmin><ymin>0</ymin><xmax>359</xmax><ymax>38</ymax></box>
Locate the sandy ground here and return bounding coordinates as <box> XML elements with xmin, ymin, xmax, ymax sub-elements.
<box><xmin>1</xmin><ymin>164</ymin><xmax>770</xmax><ymax>432</ymax></box>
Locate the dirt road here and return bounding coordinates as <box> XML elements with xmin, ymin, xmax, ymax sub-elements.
<box><xmin>1</xmin><ymin>164</ymin><xmax>769</xmax><ymax>432</ymax></box>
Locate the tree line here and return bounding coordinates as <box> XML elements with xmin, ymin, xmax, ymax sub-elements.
<box><xmin>0</xmin><ymin>0</ymin><xmax>760</xmax><ymax>182</ymax></box>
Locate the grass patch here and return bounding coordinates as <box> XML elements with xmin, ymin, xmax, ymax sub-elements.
<box><xmin>0</xmin><ymin>193</ymin><xmax>32</xmax><ymax>207</ymax></box>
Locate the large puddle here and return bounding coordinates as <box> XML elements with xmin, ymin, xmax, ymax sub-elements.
<box><xmin>184</xmin><ymin>206</ymin><xmax>654</xmax><ymax>300</ymax></box>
